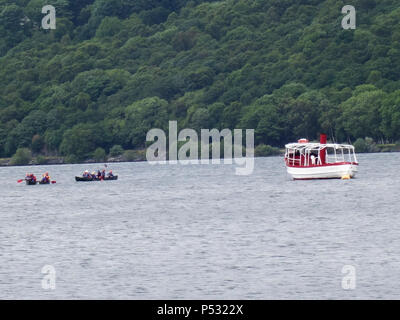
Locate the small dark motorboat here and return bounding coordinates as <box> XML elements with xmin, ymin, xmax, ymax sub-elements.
<box><xmin>26</xmin><ymin>180</ymin><xmax>37</xmax><ymax>185</ymax></box>
<box><xmin>75</xmin><ymin>176</ymin><xmax>118</xmax><ymax>182</ymax></box>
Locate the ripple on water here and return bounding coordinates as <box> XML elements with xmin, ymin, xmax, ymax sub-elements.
<box><xmin>0</xmin><ymin>154</ymin><xmax>400</xmax><ymax>299</ymax></box>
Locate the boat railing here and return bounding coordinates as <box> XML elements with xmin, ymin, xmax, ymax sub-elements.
<box><xmin>285</xmin><ymin>143</ymin><xmax>358</xmax><ymax>166</ymax></box>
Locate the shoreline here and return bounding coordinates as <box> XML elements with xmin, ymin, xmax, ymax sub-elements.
<box><xmin>0</xmin><ymin>156</ymin><xmax>147</xmax><ymax>168</ymax></box>
<box><xmin>1</xmin><ymin>149</ymin><xmax>399</xmax><ymax>168</ymax></box>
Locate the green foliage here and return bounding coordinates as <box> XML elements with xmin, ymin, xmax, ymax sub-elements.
<box><xmin>123</xmin><ymin>150</ymin><xmax>136</xmax><ymax>161</ymax></box>
<box><xmin>109</xmin><ymin>144</ymin><xmax>124</xmax><ymax>157</ymax></box>
<box><xmin>255</xmin><ymin>144</ymin><xmax>281</xmax><ymax>157</ymax></box>
<box><xmin>353</xmin><ymin>138</ymin><xmax>368</xmax><ymax>153</ymax></box>
<box><xmin>96</xmin><ymin>16</ymin><xmax>122</xmax><ymax>38</ymax></box>
<box><xmin>93</xmin><ymin>147</ymin><xmax>106</xmax><ymax>162</ymax></box>
<box><xmin>59</xmin><ymin>123</ymin><xmax>106</xmax><ymax>160</ymax></box>
<box><xmin>1</xmin><ymin>0</ymin><xmax>400</xmax><ymax>162</ymax></box>
<box><xmin>36</xmin><ymin>155</ymin><xmax>48</xmax><ymax>164</ymax></box>
<box><xmin>123</xmin><ymin>149</ymin><xmax>145</xmax><ymax>162</ymax></box>
<box><xmin>364</xmin><ymin>137</ymin><xmax>379</xmax><ymax>153</ymax></box>
<box><xmin>32</xmin><ymin>134</ymin><xmax>44</xmax><ymax>153</ymax></box>
<box><xmin>65</xmin><ymin>154</ymin><xmax>79</xmax><ymax>164</ymax></box>
<box><xmin>337</xmin><ymin>86</ymin><xmax>385</xmax><ymax>140</ymax></box>
<box><xmin>353</xmin><ymin>137</ymin><xmax>379</xmax><ymax>153</ymax></box>
<box><xmin>10</xmin><ymin>148</ymin><xmax>32</xmax><ymax>165</ymax></box>
<box><xmin>124</xmin><ymin>97</ymin><xmax>169</xmax><ymax>147</ymax></box>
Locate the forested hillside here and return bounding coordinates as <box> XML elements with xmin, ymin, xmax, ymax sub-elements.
<box><xmin>1</xmin><ymin>0</ymin><xmax>400</xmax><ymax>161</ymax></box>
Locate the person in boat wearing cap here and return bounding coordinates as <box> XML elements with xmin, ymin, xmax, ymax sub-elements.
<box><xmin>107</xmin><ymin>170</ymin><xmax>114</xmax><ymax>178</ymax></box>
<box><xmin>83</xmin><ymin>170</ymin><xmax>90</xmax><ymax>178</ymax></box>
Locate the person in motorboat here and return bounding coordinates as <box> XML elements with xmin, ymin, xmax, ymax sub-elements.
<box><xmin>309</xmin><ymin>152</ymin><xmax>319</xmax><ymax>166</ymax></box>
<box><xmin>310</xmin><ymin>154</ymin><xmax>316</xmax><ymax>165</ymax></box>
<box><xmin>107</xmin><ymin>170</ymin><xmax>114</xmax><ymax>178</ymax></box>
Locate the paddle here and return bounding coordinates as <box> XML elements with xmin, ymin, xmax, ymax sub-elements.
<box><xmin>101</xmin><ymin>164</ymin><xmax>108</xmax><ymax>181</ymax></box>
<box><xmin>51</xmin><ymin>181</ymin><xmax>56</xmax><ymax>184</ymax></box>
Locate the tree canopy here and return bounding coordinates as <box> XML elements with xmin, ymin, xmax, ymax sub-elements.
<box><xmin>1</xmin><ymin>0</ymin><xmax>400</xmax><ymax>159</ymax></box>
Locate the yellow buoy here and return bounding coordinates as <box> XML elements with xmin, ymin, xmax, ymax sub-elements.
<box><xmin>341</xmin><ymin>174</ymin><xmax>351</xmax><ymax>180</ymax></box>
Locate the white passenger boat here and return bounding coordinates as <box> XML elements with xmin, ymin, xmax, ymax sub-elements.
<box><xmin>285</xmin><ymin>134</ymin><xmax>358</xmax><ymax>180</ymax></box>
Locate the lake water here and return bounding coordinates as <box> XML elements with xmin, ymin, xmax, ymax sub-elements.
<box><xmin>0</xmin><ymin>153</ymin><xmax>399</xmax><ymax>299</ymax></box>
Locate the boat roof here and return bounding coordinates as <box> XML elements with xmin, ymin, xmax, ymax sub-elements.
<box><xmin>285</xmin><ymin>143</ymin><xmax>355</xmax><ymax>150</ymax></box>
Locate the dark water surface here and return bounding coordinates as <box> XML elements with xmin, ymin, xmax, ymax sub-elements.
<box><xmin>0</xmin><ymin>153</ymin><xmax>399</xmax><ymax>299</ymax></box>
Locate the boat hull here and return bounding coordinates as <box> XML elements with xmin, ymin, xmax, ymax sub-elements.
<box><xmin>286</xmin><ymin>164</ymin><xmax>358</xmax><ymax>180</ymax></box>
<box><xmin>25</xmin><ymin>180</ymin><xmax>37</xmax><ymax>185</ymax></box>
<box><xmin>75</xmin><ymin>176</ymin><xmax>118</xmax><ymax>182</ymax></box>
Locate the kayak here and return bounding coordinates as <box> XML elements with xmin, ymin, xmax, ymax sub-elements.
<box><xmin>25</xmin><ymin>180</ymin><xmax>52</xmax><ymax>185</ymax></box>
<box><xmin>75</xmin><ymin>176</ymin><xmax>118</xmax><ymax>182</ymax></box>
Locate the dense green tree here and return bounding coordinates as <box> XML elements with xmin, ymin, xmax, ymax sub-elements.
<box><xmin>338</xmin><ymin>86</ymin><xmax>386</xmax><ymax>141</ymax></box>
<box><xmin>124</xmin><ymin>97</ymin><xmax>169</xmax><ymax>148</ymax></box>
<box><xmin>1</xmin><ymin>0</ymin><xmax>400</xmax><ymax>161</ymax></box>
<box><xmin>10</xmin><ymin>147</ymin><xmax>32</xmax><ymax>165</ymax></box>
<box><xmin>96</xmin><ymin>16</ymin><xmax>122</xmax><ymax>38</ymax></box>
<box><xmin>109</xmin><ymin>144</ymin><xmax>124</xmax><ymax>157</ymax></box>
<box><xmin>380</xmin><ymin>90</ymin><xmax>400</xmax><ymax>141</ymax></box>
<box><xmin>59</xmin><ymin>123</ymin><xmax>105</xmax><ymax>160</ymax></box>
<box><xmin>31</xmin><ymin>134</ymin><xmax>44</xmax><ymax>153</ymax></box>
<box><xmin>353</xmin><ymin>138</ymin><xmax>368</xmax><ymax>153</ymax></box>
<box><xmin>93</xmin><ymin>147</ymin><xmax>106</xmax><ymax>162</ymax></box>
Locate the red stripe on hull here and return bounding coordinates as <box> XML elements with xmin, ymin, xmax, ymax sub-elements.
<box><xmin>286</xmin><ymin>161</ymin><xmax>358</xmax><ymax>168</ymax></box>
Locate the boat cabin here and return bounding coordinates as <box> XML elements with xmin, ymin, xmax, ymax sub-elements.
<box><xmin>285</xmin><ymin>135</ymin><xmax>358</xmax><ymax>168</ymax></box>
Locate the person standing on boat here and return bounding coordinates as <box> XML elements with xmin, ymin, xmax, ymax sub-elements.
<box><xmin>311</xmin><ymin>154</ymin><xmax>316</xmax><ymax>165</ymax></box>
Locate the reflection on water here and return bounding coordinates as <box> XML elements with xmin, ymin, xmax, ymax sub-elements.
<box><xmin>0</xmin><ymin>153</ymin><xmax>399</xmax><ymax>299</ymax></box>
